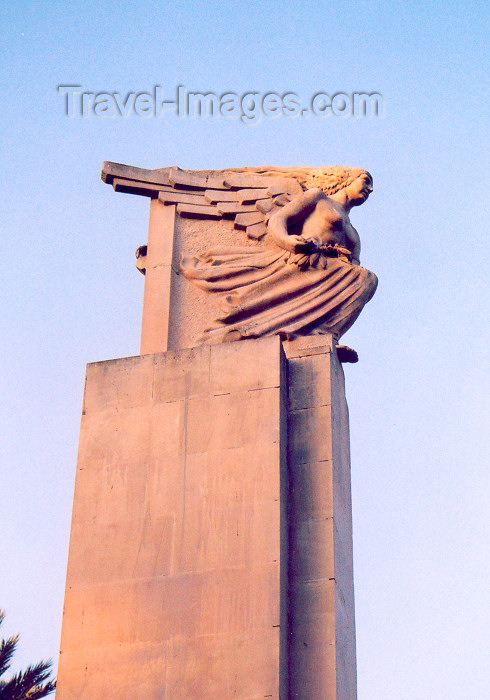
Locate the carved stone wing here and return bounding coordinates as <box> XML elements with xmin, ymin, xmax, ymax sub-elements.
<box><xmin>102</xmin><ymin>162</ymin><xmax>304</xmax><ymax>242</ymax></box>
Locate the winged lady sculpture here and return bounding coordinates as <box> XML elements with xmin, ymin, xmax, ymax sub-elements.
<box><xmin>103</xmin><ymin>163</ymin><xmax>377</xmax><ymax>359</ymax></box>
<box><xmin>175</xmin><ymin>166</ymin><xmax>378</xmax><ymax>354</ymax></box>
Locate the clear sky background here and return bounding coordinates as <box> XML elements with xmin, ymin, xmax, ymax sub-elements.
<box><xmin>1</xmin><ymin>1</ymin><xmax>488</xmax><ymax>698</ymax></box>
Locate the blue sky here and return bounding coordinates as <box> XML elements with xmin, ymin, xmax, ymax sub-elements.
<box><xmin>1</xmin><ymin>1</ymin><xmax>489</xmax><ymax>697</ymax></box>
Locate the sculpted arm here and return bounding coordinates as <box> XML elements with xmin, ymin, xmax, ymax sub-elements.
<box><xmin>267</xmin><ymin>188</ymin><xmax>325</xmax><ymax>253</ymax></box>
<box><xmin>345</xmin><ymin>221</ymin><xmax>361</xmax><ymax>265</ymax></box>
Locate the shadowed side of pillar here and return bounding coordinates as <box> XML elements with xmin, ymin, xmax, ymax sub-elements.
<box><xmin>284</xmin><ymin>335</ymin><xmax>357</xmax><ymax>700</ymax></box>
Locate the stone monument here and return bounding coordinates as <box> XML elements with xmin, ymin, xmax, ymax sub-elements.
<box><xmin>56</xmin><ymin>163</ymin><xmax>377</xmax><ymax>699</ymax></box>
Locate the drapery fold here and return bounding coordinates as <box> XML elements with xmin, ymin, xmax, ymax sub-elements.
<box><xmin>181</xmin><ymin>245</ymin><xmax>377</xmax><ymax>343</ymax></box>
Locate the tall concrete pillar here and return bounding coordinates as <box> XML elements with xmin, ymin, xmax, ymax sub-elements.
<box><xmin>57</xmin><ymin>334</ymin><xmax>356</xmax><ymax>699</ymax></box>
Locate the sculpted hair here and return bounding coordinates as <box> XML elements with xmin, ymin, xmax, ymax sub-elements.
<box><xmin>293</xmin><ymin>167</ymin><xmax>369</xmax><ymax>194</ymax></box>
<box><xmin>226</xmin><ymin>166</ymin><xmax>370</xmax><ymax>194</ymax></box>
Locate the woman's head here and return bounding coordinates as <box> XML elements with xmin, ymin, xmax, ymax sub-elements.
<box><xmin>341</xmin><ymin>171</ymin><xmax>373</xmax><ymax>205</ymax></box>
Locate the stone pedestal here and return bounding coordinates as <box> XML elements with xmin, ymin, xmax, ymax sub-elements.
<box><xmin>57</xmin><ymin>334</ymin><xmax>356</xmax><ymax>699</ymax></box>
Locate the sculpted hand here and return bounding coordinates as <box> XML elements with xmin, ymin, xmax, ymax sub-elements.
<box><xmin>284</xmin><ymin>235</ymin><xmax>314</xmax><ymax>254</ymax></box>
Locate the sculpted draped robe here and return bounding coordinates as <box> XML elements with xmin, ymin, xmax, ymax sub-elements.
<box><xmin>180</xmin><ymin>243</ymin><xmax>378</xmax><ymax>343</ymax></box>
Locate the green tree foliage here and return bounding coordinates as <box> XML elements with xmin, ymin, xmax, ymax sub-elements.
<box><xmin>0</xmin><ymin>611</ymin><xmax>55</xmax><ymax>699</ymax></box>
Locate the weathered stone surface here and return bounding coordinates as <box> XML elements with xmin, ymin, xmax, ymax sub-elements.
<box><xmin>151</xmin><ymin>345</ymin><xmax>211</xmax><ymax>402</ymax></box>
<box><xmin>288</xmin><ymin>404</ymin><xmax>333</xmax><ymax>464</ymax></box>
<box><xmin>113</xmin><ymin>177</ymin><xmax>167</xmax><ymax>197</ymax></box>
<box><xmin>176</xmin><ymin>202</ymin><xmax>220</xmax><ymax>217</ymax></box>
<box><xmin>234</xmin><ymin>211</ymin><xmax>265</xmax><ymax>228</ymax></box>
<box><xmin>216</xmin><ymin>202</ymin><xmax>260</xmax><ymax>214</ymax></box>
<box><xmin>58</xmin><ymin>334</ymin><xmax>357</xmax><ymax>699</ymax></box>
<box><xmin>158</xmin><ymin>190</ymin><xmax>208</xmax><ymax>205</ymax></box>
<box><xmin>57</xmin><ymin>337</ymin><xmax>287</xmax><ymax>700</ymax></box>
<box><xmin>204</xmin><ymin>188</ymin><xmax>272</xmax><ymax>203</ymax></box>
<box><xmin>285</xmin><ymin>336</ymin><xmax>357</xmax><ymax>700</ymax></box>
<box><xmin>168</xmin><ymin>167</ymin><xmax>209</xmax><ymax>189</ymax></box>
<box><xmin>256</xmin><ymin>198</ymin><xmax>275</xmax><ymax>213</ymax></box>
<box><xmin>139</xmin><ymin>199</ymin><xmax>175</xmax><ymax>355</ymax></box>
<box><xmin>208</xmin><ymin>334</ymin><xmax>281</xmax><ymax>393</ymax></box>
<box><xmin>101</xmin><ymin>161</ymin><xmax>172</xmax><ymax>186</ymax></box>
<box><xmin>222</xmin><ymin>173</ymin><xmax>277</xmax><ymax>188</ymax></box>
<box><xmin>288</xmin><ymin>352</ymin><xmax>333</xmax><ymax>410</ymax></box>
<box><xmin>246</xmin><ymin>221</ymin><xmax>267</xmax><ymax>239</ymax></box>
